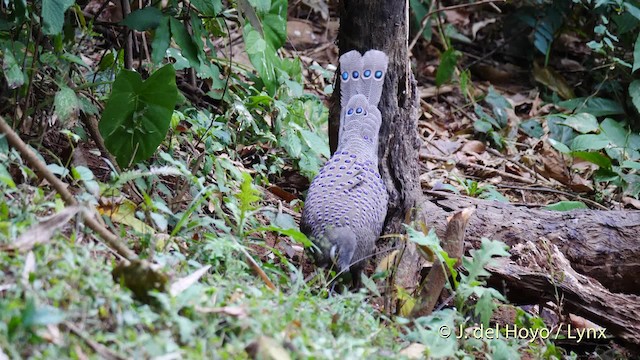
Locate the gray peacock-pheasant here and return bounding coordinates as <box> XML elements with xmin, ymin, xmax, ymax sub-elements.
<box><xmin>300</xmin><ymin>49</ymin><xmax>389</xmax><ymax>282</ymax></box>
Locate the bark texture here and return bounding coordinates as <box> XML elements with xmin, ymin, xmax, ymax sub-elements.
<box><xmin>418</xmin><ymin>192</ymin><xmax>640</xmax><ymax>295</ymax></box>
<box><xmin>331</xmin><ymin>0</ymin><xmax>422</xmax><ymax>291</ymax></box>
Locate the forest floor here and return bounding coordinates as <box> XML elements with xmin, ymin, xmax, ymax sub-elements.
<box><xmin>1</xmin><ymin>0</ymin><xmax>638</xmax><ymax>359</ymax></box>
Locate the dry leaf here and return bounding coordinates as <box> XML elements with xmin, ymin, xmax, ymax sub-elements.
<box><xmin>169</xmin><ymin>265</ymin><xmax>211</xmax><ymax>296</ymax></box>
<box><xmin>399</xmin><ymin>343</ymin><xmax>428</xmax><ymax>359</ymax></box>
<box><xmin>4</xmin><ymin>206</ymin><xmax>82</xmax><ymax>252</ymax></box>
<box><xmin>195</xmin><ymin>305</ymin><xmax>248</xmax><ymax>318</ymax></box>
<box><xmin>245</xmin><ymin>336</ymin><xmax>291</xmax><ymax>360</ymax></box>
<box><xmin>375</xmin><ymin>249</ymin><xmax>399</xmax><ymax>273</ymax></box>
<box><xmin>21</xmin><ymin>251</ymin><xmax>36</xmax><ymax>287</ymax></box>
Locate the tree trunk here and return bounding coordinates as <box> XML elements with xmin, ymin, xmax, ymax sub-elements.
<box><xmin>333</xmin><ymin>0</ymin><xmax>422</xmax><ymax>292</ymax></box>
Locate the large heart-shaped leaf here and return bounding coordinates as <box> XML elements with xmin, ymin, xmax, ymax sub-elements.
<box><xmin>99</xmin><ymin>65</ymin><xmax>178</xmax><ymax>168</ymax></box>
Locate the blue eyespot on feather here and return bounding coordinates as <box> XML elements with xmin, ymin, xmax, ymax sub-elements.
<box><xmin>352</xmin><ymin>71</ymin><xmax>359</xmax><ymax>79</ymax></box>
<box><xmin>356</xmin><ymin>107</ymin><xmax>363</xmax><ymax>114</ymax></box>
<box><xmin>341</xmin><ymin>71</ymin><xmax>348</xmax><ymax>81</ymax></box>
<box><xmin>347</xmin><ymin>108</ymin><xmax>354</xmax><ymax>115</ymax></box>
<box><xmin>364</xmin><ymin>70</ymin><xmax>371</xmax><ymax>78</ymax></box>
<box><xmin>375</xmin><ymin>70</ymin><xmax>383</xmax><ymax>79</ymax></box>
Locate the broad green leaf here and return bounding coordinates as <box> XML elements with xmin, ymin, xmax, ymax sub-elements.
<box><xmin>630</xmin><ymin>80</ymin><xmax>640</xmax><ymax>113</ymax></box>
<box><xmin>0</xmin><ymin>164</ymin><xmax>16</xmax><ymax>188</ymax></box>
<box><xmin>121</xmin><ymin>7</ymin><xmax>162</xmax><ymax>30</ymax></box>
<box><xmin>169</xmin><ymin>18</ymin><xmax>201</xmax><ymax>68</ymax></box>
<box><xmin>99</xmin><ymin>65</ymin><xmax>178</xmax><ymax>168</ymax></box>
<box><xmin>624</xmin><ymin>3</ymin><xmax>640</xmax><ymax>21</ymax></box>
<box><xmin>42</xmin><ymin>0</ymin><xmax>75</xmax><ymax>35</ymax></box>
<box><xmin>622</xmin><ymin>160</ymin><xmax>640</xmax><ymax>170</ymax></box>
<box><xmin>151</xmin><ymin>16</ymin><xmax>170</xmax><ymax>63</ymax></box>
<box><xmin>634</xmin><ymin>33</ymin><xmax>640</xmax><ymax>73</ymax></box>
<box><xmin>263</xmin><ymin>15</ymin><xmax>286</xmax><ymax>50</ymax></box>
<box><xmin>548</xmin><ymin>138</ymin><xmax>571</xmax><ymax>154</ymax></box>
<box><xmin>435</xmin><ymin>48</ymin><xmax>459</xmax><ymax>86</ymax></box>
<box><xmin>558</xmin><ymin>97</ymin><xmax>625</xmax><ymax>117</ymax></box>
<box><xmin>520</xmin><ymin>119</ymin><xmax>543</xmax><ymax>138</ymax></box>
<box><xmin>282</xmin><ymin>129</ymin><xmax>302</xmax><ymax>158</ymax></box>
<box><xmin>560</xmin><ymin>113</ymin><xmax>599</xmax><ymax>133</ymax></box>
<box><xmin>53</xmin><ymin>86</ymin><xmax>79</xmax><ymax>123</ymax></box>
<box><xmin>1</xmin><ymin>47</ymin><xmax>25</xmax><ymax>89</ymax></box>
<box><xmin>485</xmin><ymin>86</ymin><xmax>510</xmax><ymax>128</ymax></box>
<box><xmin>544</xmin><ymin>201</ymin><xmax>588</xmax><ymax>211</ymax></box>
<box><xmin>245</xmin><ymin>28</ymin><xmax>267</xmax><ymax>54</ymax></box>
<box><xmin>573</xmin><ymin>151</ymin><xmax>612</xmax><ymax>169</ymax></box>
<box><xmin>98</xmin><ymin>52</ymin><xmax>115</xmax><ymax>71</ymax></box>
<box><xmin>60</xmin><ymin>52</ymin><xmax>89</xmax><ymax>68</ymax></box>
<box><xmin>249</xmin><ymin>0</ymin><xmax>271</xmax><ymax>12</ymax></box>
<box><xmin>299</xmin><ymin>129</ymin><xmax>330</xmax><ymax>158</ymax></box>
<box><xmin>570</xmin><ymin>134</ymin><xmax>610</xmax><ymax>151</ymax></box>
<box><xmin>22</xmin><ymin>303</ymin><xmax>66</xmax><ymax>327</ymax></box>
<box><xmin>190</xmin><ymin>0</ymin><xmax>222</xmax><ymax>16</ymax></box>
<box><xmin>600</xmin><ymin>118</ymin><xmax>630</xmax><ymax>148</ymax></box>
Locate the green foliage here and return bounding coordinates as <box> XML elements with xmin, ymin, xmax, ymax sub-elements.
<box><xmin>435</xmin><ymin>48</ymin><xmax>460</xmax><ymax>86</ymax></box>
<box><xmin>544</xmin><ymin>201</ymin><xmax>588</xmax><ymax>211</ymax></box>
<box><xmin>99</xmin><ymin>65</ymin><xmax>178</xmax><ymax>168</ymax></box>
<box><xmin>448</xmin><ymin>175</ymin><xmax>509</xmax><ymax>202</ymax></box>
<box><xmin>472</xmin><ymin>87</ymin><xmax>513</xmax><ymax>149</ymax></box>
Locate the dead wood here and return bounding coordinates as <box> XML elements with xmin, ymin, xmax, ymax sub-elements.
<box><xmin>485</xmin><ymin>238</ymin><xmax>640</xmax><ymax>347</ymax></box>
<box><xmin>412</xmin><ymin>192</ymin><xmax>640</xmax><ymax>296</ymax></box>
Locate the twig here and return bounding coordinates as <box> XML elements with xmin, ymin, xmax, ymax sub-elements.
<box><xmin>421</xmin><ymin>153</ymin><xmax>536</xmax><ymax>184</ymax></box>
<box><xmin>495</xmin><ymin>184</ymin><xmax>608</xmax><ymax>210</ymax></box>
<box><xmin>0</xmin><ymin>116</ymin><xmax>137</xmax><ymax>261</ymax></box>
<box><xmin>64</xmin><ymin>322</ymin><xmax>127</xmax><ymax>360</ymax></box>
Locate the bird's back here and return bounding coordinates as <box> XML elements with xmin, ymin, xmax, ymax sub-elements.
<box><xmin>301</xmin><ymin>50</ymin><xmax>389</xmax><ymax>274</ymax></box>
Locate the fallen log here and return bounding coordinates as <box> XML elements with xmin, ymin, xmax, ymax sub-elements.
<box><xmin>409</xmin><ymin>192</ymin><xmax>640</xmax><ymax>295</ymax></box>
<box><xmin>485</xmin><ymin>238</ymin><xmax>640</xmax><ymax>347</ymax></box>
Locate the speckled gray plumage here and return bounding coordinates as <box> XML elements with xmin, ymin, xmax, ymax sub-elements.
<box><xmin>301</xmin><ymin>49</ymin><xmax>389</xmax><ymax>275</ymax></box>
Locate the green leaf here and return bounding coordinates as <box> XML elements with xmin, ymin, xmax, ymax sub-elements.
<box><xmin>462</xmin><ymin>238</ymin><xmax>509</xmax><ymax>285</ymax></box>
<box><xmin>548</xmin><ymin>138</ymin><xmax>571</xmax><ymax>153</ymax></box>
<box><xmin>570</xmin><ymin>134</ymin><xmax>610</xmax><ymax>151</ymax></box>
<box><xmin>263</xmin><ymin>13</ymin><xmax>287</xmax><ymax>51</ymax></box>
<box><xmin>435</xmin><ymin>48</ymin><xmax>459</xmax><ymax>86</ymax></box>
<box><xmin>151</xmin><ymin>16</ymin><xmax>170</xmax><ymax>63</ymax></box>
<box><xmin>54</xmin><ymin>86</ymin><xmax>79</xmax><ymax>123</ymax></box>
<box><xmin>600</xmin><ymin>118</ymin><xmax>630</xmax><ymax>148</ymax></box>
<box><xmin>42</xmin><ymin>0</ymin><xmax>75</xmax><ymax>35</ymax></box>
<box><xmin>544</xmin><ymin>201</ymin><xmax>588</xmax><ymax>211</ymax></box>
<box><xmin>237</xmin><ymin>172</ymin><xmax>261</xmax><ymax>214</ymax></box>
<box><xmin>558</xmin><ymin>97</ymin><xmax>625</xmax><ymax>117</ymax></box>
<box><xmin>257</xmin><ymin>226</ymin><xmax>312</xmax><ymax>247</ymax></box>
<box><xmin>299</xmin><ymin>129</ymin><xmax>330</xmax><ymax>158</ymax></box>
<box><xmin>572</xmin><ymin>151</ymin><xmax>612</xmax><ymax>169</ymax></box>
<box><xmin>1</xmin><ymin>47</ymin><xmax>25</xmax><ymax>89</ymax></box>
<box><xmin>624</xmin><ymin>3</ymin><xmax>640</xmax><ymax>21</ymax></box>
<box><xmin>630</xmin><ymin>80</ymin><xmax>640</xmax><ymax>113</ymax></box>
<box><xmin>245</xmin><ymin>28</ymin><xmax>267</xmax><ymax>54</ymax></box>
<box><xmin>519</xmin><ymin>119</ymin><xmax>543</xmax><ymax>138</ymax></box>
<box><xmin>190</xmin><ymin>0</ymin><xmax>223</xmax><ymax>16</ymax></box>
<box><xmin>99</xmin><ymin>65</ymin><xmax>178</xmax><ymax>168</ymax></box>
<box><xmin>622</xmin><ymin>160</ymin><xmax>640</xmax><ymax>170</ymax></box>
<box><xmin>169</xmin><ymin>18</ymin><xmax>201</xmax><ymax>68</ymax></box>
<box><xmin>121</xmin><ymin>7</ymin><xmax>163</xmax><ymax>30</ymax></box>
<box><xmin>0</xmin><ymin>164</ymin><xmax>16</xmax><ymax>188</ymax></box>
<box><xmin>22</xmin><ymin>301</ymin><xmax>66</xmax><ymax>327</ymax></box>
<box><xmin>560</xmin><ymin>113</ymin><xmax>599</xmax><ymax>133</ymax></box>
<box><xmin>634</xmin><ymin>33</ymin><xmax>640</xmax><ymax>73</ymax></box>
<box><xmin>282</xmin><ymin>129</ymin><xmax>302</xmax><ymax>158</ymax></box>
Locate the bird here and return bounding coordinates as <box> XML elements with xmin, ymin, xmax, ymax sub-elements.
<box><xmin>300</xmin><ymin>49</ymin><xmax>389</xmax><ymax>284</ymax></box>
